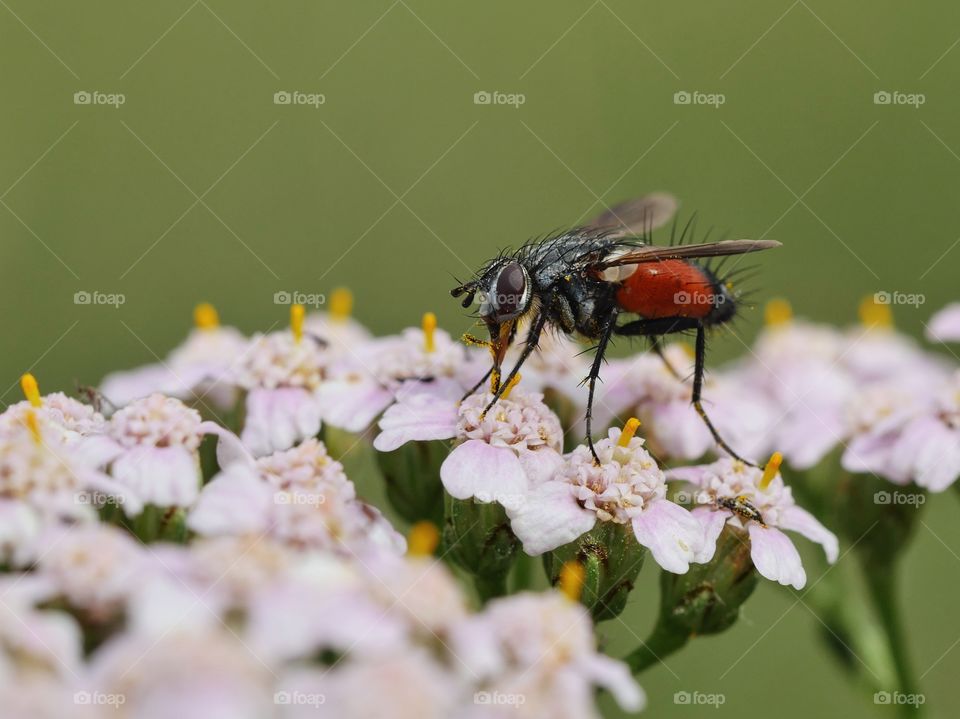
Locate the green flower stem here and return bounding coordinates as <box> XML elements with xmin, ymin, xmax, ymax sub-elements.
<box><xmin>474</xmin><ymin>573</ymin><xmax>509</xmax><ymax>602</ymax></box>
<box><xmin>624</xmin><ymin>620</ymin><xmax>690</xmax><ymax>674</ymax></box>
<box><xmin>863</xmin><ymin>564</ymin><xmax>924</xmax><ymax>717</ymax></box>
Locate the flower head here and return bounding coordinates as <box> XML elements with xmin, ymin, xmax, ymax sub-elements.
<box><xmin>508</xmin><ymin>422</ymin><xmax>707</xmax><ymax>572</ymax></box>
<box><xmin>670</xmin><ymin>453</ymin><xmax>838</xmax><ymax>589</ymax></box>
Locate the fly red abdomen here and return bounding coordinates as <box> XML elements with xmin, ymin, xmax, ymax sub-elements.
<box><xmin>615</xmin><ymin>259</ymin><xmax>715</xmax><ymax>319</ymax></box>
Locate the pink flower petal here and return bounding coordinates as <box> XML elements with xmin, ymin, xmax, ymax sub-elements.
<box><xmin>903</xmin><ymin>416</ymin><xmax>960</xmax><ymax>492</ymax></box>
<box><xmin>373</xmin><ymin>380</ymin><xmax>460</xmax><ymax>452</ymax></box>
<box><xmin>111</xmin><ymin>446</ymin><xmax>200</xmax><ymax>508</ymax></box>
<box><xmin>241</xmin><ymin>387</ymin><xmax>322</xmax><ymax>457</ymax></box>
<box><xmin>690</xmin><ymin>506</ymin><xmax>728</xmax><ymax>564</ymax></box>
<box><xmin>927</xmin><ymin>302</ymin><xmax>960</xmax><ymax>343</ymax></box>
<box><xmin>317</xmin><ymin>378</ymin><xmax>394</xmax><ymax>433</ymax></box>
<box><xmin>631</xmin><ymin>498</ymin><xmax>703</xmax><ymax>574</ymax></box>
<box><xmin>440</xmin><ymin>440</ymin><xmax>527</xmax><ymax>511</ymax></box>
<box><xmin>188</xmin><ymin>465</ymin><xmax>273</xmax><ymax>536</ymax></box>
<box><xmin>779</xmin><ymin>505</ymin><xmax>838</xmax><ymax>563</ymax></box>
<box><xmin>515</xmin><ymin>447</ymin><xmax>564</xmax><ymax>486</ymax></box>
<box><xmin>747</xmin><ymin>524</ymin><xmax>806</xmax><ymax>589</ymax></box>
<box><xmin>506</xmin><ymin>480</ymin><xmax>596</xmax><ymax>556</ymax></box>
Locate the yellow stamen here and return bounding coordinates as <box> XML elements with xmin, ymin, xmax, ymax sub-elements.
<box><xmin>500</xmin><ymin>374</ymin><xmax>521</xmax><ymax>400</ymax></box>
<box><xmin>23</xmin><ymin>410</ymin><xmax>42</xmax><ymax>444</ymax></box>
<box><xmin>193</xmin><ymin>302</ymin><xmax>220</xmax><ymax>330</ymax></box>
<box><xmin>859</xmin><ymin>295</ymin><xmax>893</xmax><ymax>329</ymax></box>
<box><xmin>290</xmin><ymin>304</ymin><xmax>306</xmax><ymax>343</ymax></box>
<box><xmin>329</xmin><ymin>288</ymin><xmax>353</xmax><ymax>322</ymax></box>
<box><xmin>559</xmin><ymin>560</ymin><xmax>585</xmax><ymax>602</ymax></box>
<box><xmin>764</xmin><ymin>298</ymin><xmax>793</xmax><ymax>326</ymax></box>
<box><xmin>759</xmin><ymin>451</ymin><xmax>783</xmax><ymax>490</ymax></box>
<box><xmin>618</xmin><ymin>417</ymin><xmax>642</xmax><ymax>447</ymax></box>
<box><xmin>20</xmin><ymin>373</ymin><xmax>41</xmax><ymax>408</ymax></box>
<box><xmin>407</xmin><ymin>521</ymin><xmax>440</xmax><ymax>557</ymax></box>
<box><xmin>677</xmin><ymin>342</ymin><xmax>695</xmax><ymax>360</ymax></box>
<box><xmin>422</xmin><ymin>312</ymin><xmax>437</xmax><ymax>353</ymax></box>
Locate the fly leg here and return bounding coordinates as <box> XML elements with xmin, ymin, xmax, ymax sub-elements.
<box><xmin>691</xmin><ymin>322</ymin><xmax>757</xmax><ymax>467</ymax></box>
<box><xmin>460</xmin><ymin>365</ymin><xmax>493</xmax><ymax>401</ymax></box>
<box><xmin>583</xmin><ymin>308</ymin><xmax>619</xmax><ymax>465</ymax></box>
<box><xmin>481</xmin><ymin>311</ymin><xmax>547</xmax><ymax>416</ymax></box>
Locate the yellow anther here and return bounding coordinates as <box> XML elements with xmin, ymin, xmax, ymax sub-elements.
<box><xmin>559</xmin><ymin>560</ymin><xmax>585</xmax><ymax>602</ymax></box>
<box><xmin>617</xmin><ymin>417</ymin><xmax>642</xmax><ymax>447</ymax></box>
<box><xmin>193</xmin><ymin>302</ymin><xmax>220</xmax><ymax>330</ymax></box>
<box><xmin>759</xmin><ymin>451</ymin><xmax>783</xmax><ymax>490</ymax></box>
<box><xmin>20</xmin><ymin>373</ymin><xmax>41</xmax><ymax>408</ymax></box>
<box><xmin>407</xmin><ymin>520</ymin><xmax>440</xmax><ymax>557</ymax></box>
<box><xmin>859</xmin><ymin>295</ymin><xmax>893</xmax><ymax>329</ymax></box>
<box><xmin>329</xmin><ymin>288</ymin><xmax>353</xmax><ymax>322</ymax></box>
<box><xmin>422</xmin><ymin>312</ymin><xmax>437</xmax><ymax>353</ymax></box>
<box><xmin>23</xmin><ymin>410</ymin><xmax>42</xmax><ymax>444</ymax></box>
<box><xmin>500</xmin><ymin>374</ymin><xmax>522</xmax><ymax>400</ymax></box>
<box><xmin>764</xmin><ymin>298</ymin><xmax>793</xmax><ymax>326</ymax></box>
<box><xmin>290</xmin><ymin>304</ymin><xmax>306</xmax><ymax>343</ymax></box>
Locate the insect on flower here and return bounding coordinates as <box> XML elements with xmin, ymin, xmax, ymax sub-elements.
<box><xmin>451</xmin><ymin>193</ymin><xmax>781</xmax><ymax>464</ymax></box>
<box><xmin>715</xmin><ymin>495</ymin><xmax>766</xmax><ymax>527</ymax></box>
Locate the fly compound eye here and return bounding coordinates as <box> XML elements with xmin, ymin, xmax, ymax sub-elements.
<box><xmin>491</xmin><ymin>261</ymin><xmax>529</xmax><ymax>320</ymax></box>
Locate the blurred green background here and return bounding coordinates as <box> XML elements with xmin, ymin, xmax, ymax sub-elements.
<box><xmin>2</xmin><ymin>1</ymin><xmax>960</xmax><ymax>716</ymax></box>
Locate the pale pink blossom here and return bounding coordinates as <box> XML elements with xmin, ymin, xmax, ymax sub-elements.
<box><xmin>669</xmin><ymin>457</ymin><xmax>838</xmax><ymax>589</ymax></box>
<box><xmin>318</xmin><ymin>316</ymin><xmax>485</xmax><ymax>434</ymax></box>
<box><xmin>92</xmin><ymin>393</ymin><xmax>230</xmax><ymax>509</ymax></box>
<box><xmin>100</xmin><ymin>305</ymin><xmax>247</xmax><ymax>411</ymax></box>
<box><xmin>189</xmin><ymin>439</ymin><xmax>405</xmax><ymax>556</ymax></box>
<box><xmin>508</xmin><ymin>427</ymin><xmax>707</xmax><ymax>572</ymax></box>
<box><xmin>927</xmin><ymin>302</ymin><xmax>960</xmax><ymax>343</ymax></box>
<box><xmin>457</xmin><ymin>592</ymin><xmax>644</xmax><ymax>717</ymax></box>
<box><xmin>232</xmin><ymin>328</ymin><xmax>328</xmax><ymax>456</ymax></box>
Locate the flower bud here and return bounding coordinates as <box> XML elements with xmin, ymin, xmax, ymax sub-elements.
<box><xmin>626</xmin><ymin>524</ymin><xmax>757</xmax><ymax>673</ymax></box>
<box><xmin>543</xmin><ymin>522</ymin><xmax>645</xmax><ymax>622</ymax></box>
<box><xmin>375</xmin><ymin>439</ymin><xmax>447</xmax><ymax>526</ymax></box>
<box><xmin>443</xmin><ymin>495</ymin><xmax>520</xmax><ymax>600</ymax></box>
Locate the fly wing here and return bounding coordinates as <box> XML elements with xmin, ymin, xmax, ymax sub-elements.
<box><xmin>595</xmin><ymin>239</ymin><xmax>782</xmax><ymax>269</ymax></box>
<box><xmin>585</xmin><ymin>193</ymin><xmax>679</xmax><ymax>237</ymax></box>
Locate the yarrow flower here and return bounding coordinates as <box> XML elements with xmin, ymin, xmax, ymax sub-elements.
<box><xmin>189</xmin><ymin>438</ymin><xmax>405</xmax><ymax>556</ymax></box>
<box><xmin>508</xmin><ymin>421</ymin><xmax>708</xmax><ymax>573</ymax></box>
<box><xmin>232</xmin><ymin>305</ymin><xmax>329</xmax><ymax>456</ymax></box>
<box><xmin>927</xmin><ymin>301</ymin><xmax>960</xmax><ymax>343</ymax></box>
<box><xmin>669</xmin><ymin>453</ymin><xmax>838</xmax><ymax>589</ymax></box>
<box><xmin>91</xmin><ymin>392</ymin><xmax>230</xmax><ymax>509</ymax></box>
<box><xmin>319</xmin><ymin>312</ymin><xmax>485</xmax><ymax>434</ymax></box>
<box><xmin>100</xmin><ymin>303</ymin><xmax>247</xmax><ymax>410</ymax></box>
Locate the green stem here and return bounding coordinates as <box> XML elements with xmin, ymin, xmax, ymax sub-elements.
<box><xmin>624</xmin><ymin>620</ymin><xmax>689</xmax><ymax>675</ymax></box>
<box><xmin>475</xmin><ymin>573</ymin><xmax>509</xmax><ymax>603</ymax></box>
<box><xmin>863</xmin><ymin>564</ymin><xmax>924</xmax><ymax>716</ymax></box>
